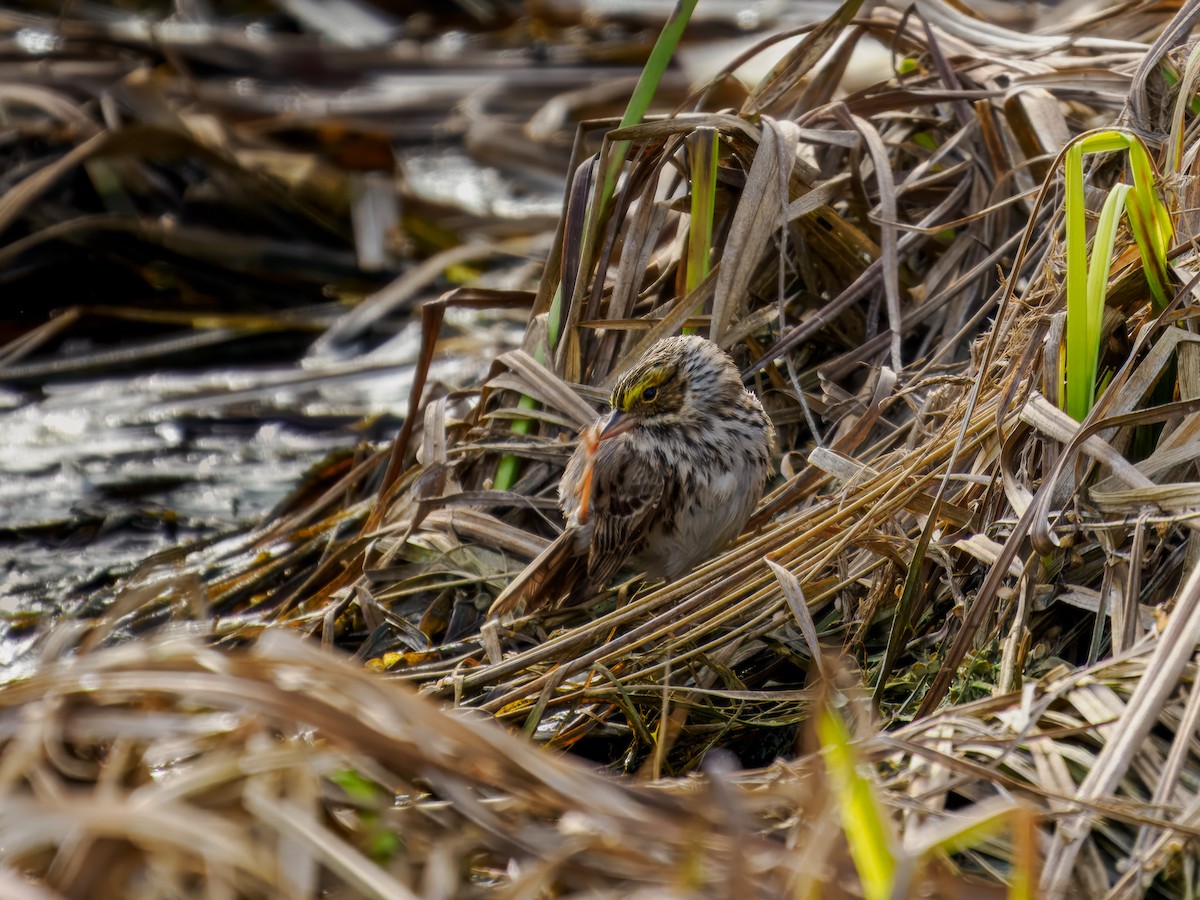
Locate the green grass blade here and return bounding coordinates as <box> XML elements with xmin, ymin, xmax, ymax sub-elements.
<box><xmin>600</xmin><ymin>0</ymin><xmax>699</xmax><ymax>214</ymax></box>
<box><xmin>542</xmin><ymin>0</ymin><xmax>698</xmax><ymax>354</ymax></box>
<box><xmin>1071</xmin><ymin>182</ymin><xmax>1130</xmax><ymax>418</ymax></box>
<box><xmin>1087</xmin><ymin>184</ymin><xmax>1130</xmax><ymax>336</ymax></box>
<box><xmin>498</xmin><ymin>3</ymin><xmax>698</xmax><ymax>491</ymax></box>
<box><xmin>817</xmin><ymin>704</ymin><xmax>895</xmax><ymax>900</ymax></box>
<box><xmin>493</xmin><ymin>391</ymin><xmax>538</xmax><ymax>491</ymax></box>
<box><xmin>1126</xmin><ymin>138</ymin><xmax>1174</xmax><ymax>308</ymax></box>
<box><xmin>1063</xmin><ymin>140</ymin><xmax>1089</xmax><ymax>421</ymax></box>
<box><xmin>1064</xmin><ymin>130</ymin><xmax>1174</xmax><ymax>420</ymax></box>
<box><xmin>1076</xmin><ymin>132</ymin><xmax>1130</xmax><ymax>155</ymax></box>
<box><xmin>553</xmin><ymin>0</ymin><xmax>698</xmax><ymax>329</ymax></box>
<box><xmin>684</xmin><ymin>126</ymin><xmax>719</xmax><ymax>334</ymax></box>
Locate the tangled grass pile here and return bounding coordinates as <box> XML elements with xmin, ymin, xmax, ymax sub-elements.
<box><xmin>6</xmin><ymin>0</ymin><xmax>1200</xmax><ymax>895</ymax></box>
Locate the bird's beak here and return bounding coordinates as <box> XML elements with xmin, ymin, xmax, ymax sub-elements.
<box><xmin>597</xmin><ymin>409</ymin><xmax>635</xmax><ymax>442</ymax></box>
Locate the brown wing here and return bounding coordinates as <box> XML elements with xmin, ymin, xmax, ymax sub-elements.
<box><xmin>582</xmin><ymin>441</ymin><xmax>664</xmax><ymax>590</ymax></box>
<box><xmin>488</xmin><ymin>437</ymin><xmax>663</xmax><ymax>620</ymax></box>
<box><xmin>486</xmin><ymin>528</ymin><xmax>580</xmax><ymax>619</ymax></box>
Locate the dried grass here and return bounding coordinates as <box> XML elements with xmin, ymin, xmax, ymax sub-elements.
<box><xmin>7</xmin><ymin>0</ymin><xmax>1200</xmax><ymax>895</ymax></box>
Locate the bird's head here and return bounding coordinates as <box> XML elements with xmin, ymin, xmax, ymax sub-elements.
<box><xmin>598</xmin><ymin>336</ymin><xmax>741</xmax><ymax>442</ymax></box>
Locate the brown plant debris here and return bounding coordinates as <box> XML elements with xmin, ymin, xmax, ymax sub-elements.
<box><xmin>7</xmin><ymin>0</ymin><xmax>1200</xmax><ymax>896</ymax></box>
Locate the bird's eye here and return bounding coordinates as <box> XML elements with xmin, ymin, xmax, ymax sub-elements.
<box><xmin>641</xmin><ymin>386</ymin><xmax>658</xmax><ymax>402</ymax></box>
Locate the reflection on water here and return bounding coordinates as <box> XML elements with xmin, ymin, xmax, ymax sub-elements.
<box><xmin>0</xmin><ymin>318</ymin><xmax>515</xmax><ymax>624</ymax></box>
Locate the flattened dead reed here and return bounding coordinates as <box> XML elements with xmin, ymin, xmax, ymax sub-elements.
<box><xmin>8</xmin><ymin>0</ymin><xmax>1200</xmax><ymax>895</ymax></box>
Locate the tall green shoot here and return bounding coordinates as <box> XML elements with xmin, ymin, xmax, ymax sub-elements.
<box><xmin>818</xmin><ymin>704</ymin><xmax>895</xmax><ymax>900</ymax></box>
<box><xmin>494</xmin><ymin>1</ymin><xmax>698</xmax><ymax>491</ymax></box>
<box><xmin>819</xmin><ymin>699</ymin><xmax>1039</xmax><ymax>897</ymax></box>
<box><xmin>684</xmin><ymin>126</ymin><xmax>719</xmax><ymax>334</ymax></box>
<box><xmin>1062</xmin><ymin>130</ymin><xmax>1173</xmax><ymax>421</ymax></box>
<box><xmin>546</xmin><ymin>0</ymin><xmax>700</xmax><ymax>354</ymax></box>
